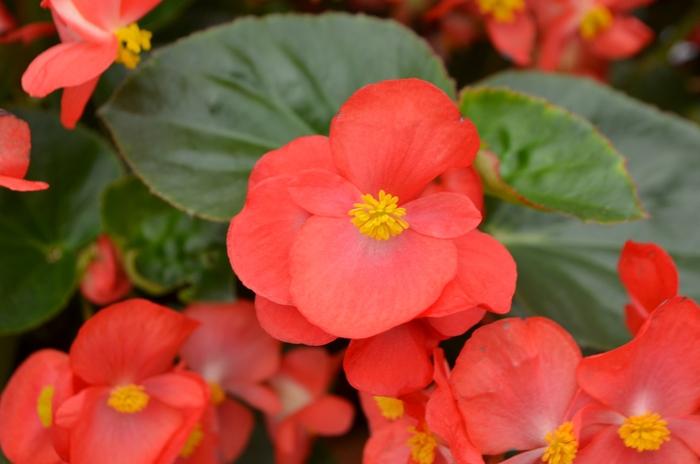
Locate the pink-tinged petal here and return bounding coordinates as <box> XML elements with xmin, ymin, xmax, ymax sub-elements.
<box><xmin>618</xmin><ymin>241</ymin><xmax>678</xmax><ymax>315</ymax></box>
<box><xmin>0</xmin><ymin>110</ymin><xmax>31</xmax><ymax>178</ymax></box>
<box><xmin>174</xmin><ymin>406</ymin><xmax>218</xmax><ymax>464</ymax></box>
<box><xmin>624</xmin><ymin>303</ymin><xmax>648</xmax><ymax>335</ymax></box>
<box><xmin>363</xmin><ymin>420</ymin><xmax>413</xmax><ymax>464</ymax></box>
<box><xmin>452</xmin><ymin>318</ymin><xmax>582</xmax><ymax>454</ymax></box>
<box><xmin>576</xmin><ymin>427</ymin><xmax>697</xmax><ymax>464</ymax></box>
<box><xmin>80</xmin><ymin>234</ymin><xmax>131</xmax><ymax>306</ymax></box>
<box><xmin>180</xmin><ymin>301</ymin><xmax>280</xmax><ymax>387</ymax></box>
<box><xmin>144</xmin><ymin>372</ymin><xmax>209</xmax><ymax>411</ymax></box>
<box><xmin>228</xmin><ymin>176</ymin><xmax>309</xmax><ymax>305</ymax></box>
<box><xmin>120</xmin><ymin>0</ymin><xmax>163</xmax><ymax>26</ymax></box>
<box><xmin>0</xmin><ymin>22</ymin><xmax>55</xmax><ymax>44</ymax></box>
<box><xmin>344</xmin><ymin>323</ymin><xmax>435</xmax><ymax>396</ymax></box>
<box><xmin>577</xmin><ymin>297</ymin><xmax>700</xmax><ymax>418</ymax></box>
<box><xmin>670</xmin><ymin>416</ymin><xmax>700</xmax><ymax>456</ymax></box>
<box><xmin>70</xmin><ymin>299</ymin><xmax>198</xmax><ymax>385</ymax></box>
<box><xmin>22</xmin><ymin>39</ymin><xmax>116</xmax><ymax>98</ymax></box>
<box><xmin>290</xmin><ymin>217</ymin><xmax>457</xmax><ymax>339</ymax></box>
<box><xmin>255</xmin><ymin>296</ymin><xmax>336</xmax><ymax>346</ymax></box>
<box><xmin>69</xmin><ymin>0</ymin><xmax>120</xmax><ymax>30</ymax></box>
<box><xmin>403</xmin><ymin>192</ymin><xmax>481</xmax><ymax>239</ymax></box>
<box><xmin>46</xmin><ymin>0</ymin><xmax>112</xmax><ymax>42</ymax></box>
<box><xmin>0</xmin><ymin>350</ymin><xmax>73</xmax><ymax>464</ymax></box>
<box><xmin>330</xmin><ymin>79</ymin><xmax>480</xmax><ymax>202</ymax></box>
<box><xmin>270</xmin><ymin>420</ymin><xmax>311</xmax><ymax>464</ymax></box>
<box><xmin>0</xmin><ymin>176</ymin><xmax>49</xmax><ymax>191</ymax></box>
<box><xmin>486</xmin><ymin>13</ymin><xmax>536</xmax><ymax>66</ymax></box>
<box><xmin>60</xmin><ymin>76</ymin><xmax>99</xmax><ymax>129</ymax></box>
<box><xmin>297</xmin><ymin>395</ymin><xmax>354</xmax><ymax>435</ymax></box>
<box><xmin>588</xmin><ymin>16</ymin><xmax>653</xmax><ymax>60</ymax></box>
<box><xmin>423</xmin><ymin>167</ymin><xmax>484</xmax><ymax>215</ymax></box>
<box><xmin>217</xmin><ymin>399</ymin><xmax>254</xmax><ymax>462</ymax></box>
<box><xmin>536</xmin><ymin>10</ymin><xmax>578</xmax><ymax>70</ymax></box>
<box><xmin>288</xmin><ymin>169</ymin><xmax>362</xmax><ymax>217</ymax></box>
<box><xmin>227</xmin><ymin>383</ymin><xmax>280</xmax><ymax>415</ymax></box>
<box><xmin>278</xmin><ymin>347</ymin><xmax>338</xmax><ymax>398</ymax></box>
<box><xmin>424</xmin><ymin>230</ymin><xmax>516</xmax><ymax>318</ymax></box>
<box><xmin>424</xmin><ymin>307</ymin><xmax>485</xmax><ymax>338</ymax></box>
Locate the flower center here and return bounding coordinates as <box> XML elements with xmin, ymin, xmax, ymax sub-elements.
<box><xmin>107</xmin><ymin>384</ymin><xmax>149</xmax><ymax>414</ymax></box>
<box><xmin>349</xmin><ymin>190</ymin><xmax>409</xmax><ymax>240</ymax></box>
<box><xmin>115</xmin><ymin>23</ymin><xmax>152</xmax><ymax>69</ymax></box>
<box><xmin>579</xmin><ymin>5</ymin><xmax>613</xmax><ymax>40</ymax></box>
<box><xmin>209</xmin><ymin>382</ymin><xmax>226</xmax><ymax>406</ymax></box>
<box><xmin>374</xmin><ymin>396</ymin><xmax>404</xmax><ymax>420</ymax></box>
<box><xmin>36</xmin><ymin>385</ymin><xmax>55</xmax><ymax>428</ymax></box>
<box><xmin>407</xmin><ymin>426</ymin><xmax>438</xmax><ymax>464</ymax></box>
<box><xmin>180</xmin><ymin>423</ymin><xmax>205</xmax><ymax>458</ymax></box>
<box><xmin>477</xmin><ymin>0</ymin><xmax>525</xmax><ymax>23</ymax></box>
<box><xmin>618</xmin><ymin>412</ymin><xmax>671</xmax><ymax>452</ymax></box>
<box><xmin>542</xmin><ymin>422</ymin><xmax>578</xmax><ymax>464</ymax></box>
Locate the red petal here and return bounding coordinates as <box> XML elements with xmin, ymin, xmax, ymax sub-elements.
<box><xmin>255</xmin><ymin>296</ymin><xmax>336</xmax><ymax>346</ymax></box>
<box><xmin>46</xmin><ymin>0</ymin><xmax>112</xmax><ymax>42</ymax></box>
<box><xmin>70</xmin><ymin>299</ymin><xmax>198</xmax><ymax>385</ymax></box>
<box><xmin>297</xmin><ymin>395</ymin><xmax>355</xmax><ymax>435</ymax></box>
<box><xmin>423</xmin><ymin>167</ymin><xmax>485</xmax><ymax>215</ymax></box>
<box><xmin>69</xmin><ymin>0</ymin><xmax>120</xmax><ymax>30</ymax></box>
<box><xmin>60</xmin><ymin>77</ymin><xmax>99</xmax><ymax>129</ymax></box>
<box><xmin>119</xmin><ymin>0</ymin><xmax>162</xmax><ymax>24</ymax></box>
<box><xmin>0</xmin><ymin>22</ymin><xmax>55</xmax><ymax>44</ymax></box>
<box><xmin>80</xmin><ymin>235</ymin><xmax>131</xmax><ymax>306</ymax></box>
<box><xmin>618</xmin><ymin>241</ymin><xmax>678</xmax><ymax>316</ymax></box>
<box><xmin>404</xmin><ymin>192</ymin><xmax>481</xmax><ymax>239</ymax></box>
<box><xmin>288</xmin><ymin>169</ymin><xmax>362</xmax><ymax>217</ymax></box>
<box><xmin>0</xmin><ymin>176</ymin><xmax>49</xmax><ymax>191</ymax></box>
<box><xmin>0</xmin><ymin>111</ymin><xmax>31</xmax><ymax>178</ymax></box>
<box><xmin>330</xmin><ymin>79</ymin><xmax>479</xmax><ymax>202</ymax></box>
<box><xmin>217</xmin><ymin>399</ymin><xmax>254</xmax><ymax>462</ymax></box>
<box><xmin>486</xmin><ymin>13</ymin><xmax>535</xmax><ymax>66</ymax></box>
<box><xmin>423</xmin><ymin>307</ymin><xmax>485</xmax><ymax>338</ymax></box>
<box><xmin>589</xmin><ymin>16</ymin><xmax>653</xmax><ymax>59</ymax></box>
<box><xmin>576</xmin><ymin>427</ymin><xmax>696</xmax><ymax>464</ymax></box>
<box><xmin>278</xmin><ymin>347</ymin><xmax>338</xmax><ymax>398</ymax></box>
<box><xmin>363</xmin><ymin>420</ymin><xmax>413</xmax><ymax>464</ymax></box>
<box><xmin>290</xmin><ymin>217</ymin><xmax>457</xmax><ymax>339</ymax></box>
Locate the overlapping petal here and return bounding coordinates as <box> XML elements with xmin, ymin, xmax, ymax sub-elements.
<box><xmin>255</xmin><ymin>296</ymin><xmax>336</xmax><ymax>346</ymax></box>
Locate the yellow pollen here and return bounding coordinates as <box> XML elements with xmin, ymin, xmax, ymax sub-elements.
<box><xmin>618</xmin><ymin>412</ymin><xmax>671</xmax><ymax>452</ymax></box>
<box><xmin>107</xmin><ymin>384</ymin><xmax>149</xmax><ymax>414</ymax></box>
<box><xmin>115</xmin><ymin>23</ymin><xmax>152</xmax><ymax>69</ymax></box>
<box><xmin>579</xmin><ymin>5</ymin><xmax>613</xmax><ymax>40</ymax></box>
<box><xmin>36</xmin><ymin>385</ymin><xmax>55</xmax><ymax>428</ymax></box>
<box><xmin>542</xmin><ymin>422</ymin><xmax>578</xmax><ymax>464</ymax></box>
<box><xmin>180</xmin><ymin>423</ymin><xmax>205</xmax><ymax>458</ymax></box>
<box><xmin>209</xmin><ymin>382</ymin><xmax>226</xmax><ymax>406</ymax></box>
<box><xmin>477</xmin><ymin>0</ymin><xmax>525</xmax><ymax>23</ymax></box>
<box><xmin>374</xmin><ymin>396</ymin><xmax>404</xmax><ymax>420</ymax></box>
<box><xmin>407</xmin><ymin>426</ymin><xmax>438</xmax><ymax>464</ymax></box>
<box><xmin>349</xmin><ymin>190</ymin><xmax>409</xmax><ymax>240</ymax></box>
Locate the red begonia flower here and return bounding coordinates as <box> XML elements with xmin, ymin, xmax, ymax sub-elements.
<box><xmin>21</xmin><ymin>0</ymin><xmax>161</xmax><ymax>129</ymax></box>
<box><xmin>0</xmin><ymin>1</ymin><xmax>55</xmax><ymax>44</ymax></box>
<box><xmin>618</xmin><ymin>240</ymin><xmax>679</xmax><ymax>334</ymax></box>
<box><xmin>80</xmin><ymin>234</ymin><xmax>132</xmax><ymax>306</ymax></box>
<box><xmin>576</xmin><ymin>297</ymin><xmax>700</xmax><ymax>463</ymax></box>
<box><xmin>55</xmin><ymin>299</ymin><xmax>209</xmax><ymax>464</ymax></box>
<box><xmin>0</xmin><ymin>350</ymin><xmax>73</xmax><ymax>464</ymax></box>
<box><xmin>178</xmin><ymin>301</ymin><xmax>282</xmax><ymax>462</ymax></box>
<box><xmin>423</xmin><ymin>166</ymin><xmax>485</xmax><ymax>216</ymax></box>
<box><xmin>0</xmin><ymin>110</ymin><xmax>49</xmax><ymax>192</ymax></box>
<box><xmin>451</xmin><ymin>317</ymin><xmax>589</xmax><ymax>464</ymax></box>
<box><xmin>266</xmin><ymin>348</ymin><xmax>354</xmax><ymax>464</ymax></box>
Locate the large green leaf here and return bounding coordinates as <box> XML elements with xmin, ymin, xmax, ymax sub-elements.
<box><xmin>102</xmin><ymin>176</ymin><xmax>234</xmax><ymax>301</ymax></box>
<box><xmin>100</xmin><ymin>13</ymin><xmax>454</xmax><ymax>221</ymax></box>
<box><xmin>460</xmin><ymin>88</ymin><xmax>644</xmax><ymax>222</ymax></box>
<box><xmin>0</xmin><ymin>110</ymin><xmax>121</xmax><ymax>334</ymax></box>
<box><xmin>481</xmin><ymin>71</ymin><xmax>700</xmax><ymax>349</ymax></box>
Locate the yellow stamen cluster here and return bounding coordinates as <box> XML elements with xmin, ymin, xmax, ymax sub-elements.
<box><xmin>618</xmin><ymin>412</ymin><xmax>671</xmax><ymax>452</ymax></box>
<box><xmin>477</xmin><ymin>0</ymin><xmax>526</xmax><ymax>23</ymax></box>
<box><xmin>36</xmin><ymin>385</ymin><xmax>55</xmax><ymax>428</ymax></box>
<box><xmin>407</xmin><ymin>426</ymin><xmax>438</xmax><ymax>464</ymax></box>
<box><xmin>579</xmin><ymin>5</ymin><xmax>613</xmax><ymax>40</ymax></box>
<box><xmin>349</xmin><ymin>190</ymin><xmax>409</xmax><ymax>240</ymax></box>
<box><xmin>374</xmin><ymin>396</ymin><xmax>405</xmax><ymax>420</ymax></box>
<box><xmin>542</xmin><ymin>422</ymin><xmax>578</xmax><ymax>464</ymax></box>
<box><xmin>107</xmin><ymin>384</ymin><xmax>150</xmax><ymax>414</ymax></box>
<box><xmin>180</xmin><ymin>423</ymin><xmax>205</xmax><ymax>458</ymax></box>
<box><xmin>115</xmin><ymin>23</ymin><xmax>152</xmax><ymax>69</ymax></box>
<box><xmin>209</xmin><ymin>382</ymin><xmax>226</xmax><ymax>406</ymax></box>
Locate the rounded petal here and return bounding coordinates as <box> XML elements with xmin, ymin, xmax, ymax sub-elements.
<box><xmin>424</xmin><ymin>307</ymin><xmax>485</xmax><ymax>338</ymax></box>
<box><xmin>344</xmin><ymin>323</ymin><xmax>435</xmax><ymax>396</ymax></box>
<box><xmin>278</xmin><ymin>347</ymin><xmax>338</xmax><ymax>398</ymax></box>
<box><xmin>144</xmin><ymin>372</ymin><xmax>209</xmax><ymax>412</ymax></box>
<box><xmin>228</xmin><ymin>176</ymin><xmax>309</xmax><ymax>305</ymax></box>
<box><xmin>0</xmin><ymin>350</ymin><xmax>73</xmax><ymax>464</ymax></box>
<box><xmin>330</xmin><ymin>79</ymin><xmax>480</xmax><ymax>202</ymax></box>
<box><xmin>288</xmin><ymin>169</ymin><xmax>362</xmax><ymax>217</ymax></box>
<box><xmin>46</xmin><ymin>0</ymin><xmax>112</xmax><ymax>42</ymax></box>
<box><xmin>486</xmin><ymin>13</ymin><xmax>535</xmax><ymax>66</ymax></box>
<box><xmin>69</xmin><ymin>0</ymin><xmax>120</xmax><ymax>30</ymax></box>
<box><xmin>227</xmin><ymin>383</ymin><xmax>280</xmax><ymax>415</ymax></box>
<box><xmin>60</xmin><ymin>77</ymin><xmax>99</xmax><ymax>129</ymax></box>
<box><xmin>80</xmin><ymin>235</ymin><xmax>132</xmax><ymax>306</ymax></box>
<box><xmin>422</xmin><ymin>167</ymin><xmax>484</xmax><ymax>215</ymax></box>
<box><xmin>120</xmin><ymin>0</ymin><xmax>162</xmax><ymax>24</ymax></box>
<box><xmin>589</xmin><ymin>17</ymin><xmax>653</xmax><ymax>60</ymax></box>
<box><xmin>22</xmin><ymin>39</ymin><xmax>116</xmax><ymax>98</ymax></box>
<box><xmin>297</xmin><ymin>395</ymin><xmax>355</xmax><ymax>436</ymax></box>
<box><xmin>618</xmin><ymin>241</ymin><xmax>678</xmax><ymax>315</ymax></box>
<box><xmin>248</xmin><ymin>135</ymin><xmax>335</xmax><ymax>189</ymax></box>
<box><xmin>180</xmin><ymin>301</ymin><xmax>280</xmax><ymax>387</ymax></box>
<box><xmin>576</xmin><ymin>427</ymin><xmax>697</xmax><ymax>464</ymax></box>
<box><xmin>403</xmin><ymin>192</ymin><xmax>481</xmax><ymax>239</ymax></box>
<box><xmin>363</xmin><ymin>420</ymin><xmax>412</xmax><ymax>464</ymax></box>
<box><xmin>577</xmin><ymin>297</ymin><xmax>700</xmax><ymax>418</ymax></box>
<box><xmin>70</xmin><ymin>298</ymin><xmax>198</xmax><ymax>385</ymax></box>
<box><xmin>424</xmin><ymin>230</ymin><xmax>516</xmax><ymax>318</ymax></box>
<box><xmin>452</xmin><ymin>318</ymin><xmax>582</xmax><ymax>454</ymax></box>
<box><xmin>255</xmin><ymin>296</ymin><xmax>336</xmax><ymax>346</ymax></box>
<box><xmin>290</xmin><ymin>217</ymin><xmax>457</xmax><ymax>339</ymax></box>
<box><xmin>217</xmin><ymin>399</ymin><xmax>254</xmax><ymax>462</ymax></box>
<box><xmin>0</xmin><ymin>111</ymin><xmax>30</xmax><ymax>178</ymax></box>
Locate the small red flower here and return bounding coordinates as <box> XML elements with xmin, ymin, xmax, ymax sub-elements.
<box><xmin>0</xmin><ymin>110</ymin><xmax>49</xmax><ymax>192</ymax></box>
<box><xmin>618</xmin><ymin>240</ymin><xmax>679</xmax><ymax>334</ymax></box>
<box><xmin>0</xmin><ymin>1</ymin><xmax>54</xmax><ymax>44</ymax></box>
<box><xmin>80</xmin><ymin>235</ymin><xmax>132</xmax><ymax>306</ymax></box>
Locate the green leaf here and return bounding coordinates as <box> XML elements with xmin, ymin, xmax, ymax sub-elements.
<box><xmin>102</xmin><ymin>176</ymin><xmax>234</xmax><ymax>301</ymax></box>
<box><xmin>460</xmin><ymin>87</ymin><xmax>644</xmax><ymax>222</ymax></box>
<box><xmin>0</xmin><ymin>110</ymin><xmax>121</xmax><ymax>334</ymax></box>
<box><xmin>480</xmin><ymin>71</ymin><xmax>700</xmax><ymax>349</ymax></box>
<box><xmin>100</xmin><ymin>13</ymin><xmax>454</xmax><ymax>221</ymax></box>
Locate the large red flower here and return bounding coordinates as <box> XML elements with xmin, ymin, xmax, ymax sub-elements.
<box><xmin>22</xmin><ymin>0</ymin><xmax>161</xmax><ymax>128</ymax></box>
<box><xmin>0</xmin><ymin>110</ymin><xmax>49</xmax><ymax>192</ymax></box>
<box><xmin>80</xmin><ymin>235</ymin><xmax>132</xmax><ymax>306</ymax></box>
<box><xmin>228</xmin><ymin>78</ymin><xmax>516</xmax><ymax>395</ymax></box>
<box><xmin>55</xmin><ymin>299</ymin><xmax>209</xmax><ymax>464</ymax></box>
<box><xmin>576</xmin><ymin>297</ymin><xmax>700</xmax><ymax>463</ymax></box>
